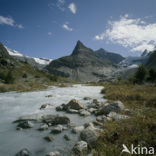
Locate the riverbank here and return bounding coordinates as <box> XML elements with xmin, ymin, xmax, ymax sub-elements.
<box><xmin>94</xmin><ymin>82</ymin><xmax>156</xmax><ymax>155</ymax></box>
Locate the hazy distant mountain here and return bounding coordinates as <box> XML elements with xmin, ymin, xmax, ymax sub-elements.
<box><xmin>146</xmin><ymin>50</ymin><xmax>156</xmax><ymax>69</ymax></box>
<box><xmin>46</xmin><ymin>40</ymin><xmax>117</xmax><ymax>82</ymax></box>
<box><xmin>95</xmin><ymin>48</ymin><xmax>125</xmax><ymax>64</ymax></box>
<box><xmin>5</xmin><ymin>47</ymin><xmax>52</xmax><ymax>69</ymax></box>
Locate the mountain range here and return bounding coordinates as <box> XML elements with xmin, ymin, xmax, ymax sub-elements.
<box><xmin>1</xmin><ymin>41</ymin><xmax>155</xmax><ymax>82</ymax></box>
<box><xmin>46</xmin><ymin>41</ymin><xmax>124</xmax><ymax>82</ymax></box>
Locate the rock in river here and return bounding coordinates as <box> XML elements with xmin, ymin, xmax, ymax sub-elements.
<box><xmin>16</xmin><ymin>121</ymin><xmax>34</xmax><ymax>129</ymax></box>
<box><xmin>72</xmin><ymin>141</ymin><xmax>88</xmax><ymax>156</ymax></box>
<box><xmin>42</xmin><ymin>115</ymin><xmax>70</xmax><ymax>125</ymax></box>
<box><xmin>44</xmin><ymin>134</ymin><xmax>54</xmax><ymax>142</ymax></box>
<box><xmin>56</xmin><ymin>99</ymin><xmax>84</xmax><ymax>112</ymax></box>
<box><xmin>46</xmin><ymin>151</ymin><xmax>60</xmax><ymax>156</ymax></box>
<box><xmin>15</xmin><ymin>148</ymin><xmax>32</xmax><ymax>156</ymax></box>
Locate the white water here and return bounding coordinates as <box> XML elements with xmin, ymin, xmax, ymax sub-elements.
<box><xmin>0</xmin><ymin>85</ymin><xmax>105</xmax><ymax>156</ymax></box>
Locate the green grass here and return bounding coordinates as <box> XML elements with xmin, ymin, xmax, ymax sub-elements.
<box><xmin>94</xmin><ymin>82</ymin><xmax>156</xmax><ymax>156</ymax></box>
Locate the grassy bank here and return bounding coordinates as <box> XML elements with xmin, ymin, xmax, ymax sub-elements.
<box><xmin>95</xmin><ymin>82</ymin><xmax>156</xmax><ymax>156</ymax></box>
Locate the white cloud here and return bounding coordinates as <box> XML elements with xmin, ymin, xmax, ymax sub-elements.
<box><xmin>17</xmin><ymin>24</ymin><xmax>24</xmax><ymax>29</ymax></box>
<box><xmin>68</xmin><ymin>3</ymin><xmax>76</xmax><ymax>14</ymax></box>
<box><xmin>0</xmin><ymin>15</ymin><xmax>24</xmax><ymax>29</ymax></box>
<box><xmin>0</xmin><ymin>16</ymin><xmax>14</xmax><ymax>26</ymax></box>
<box><xmin>62</xmin><ymin>23</ymin><xmax>73</xmax><ymax>31</ymax></box>
<box><xmin>94</xmin><ymin>14</ymin><xmax>156</xmax><ymax>52</ymax></box>
<box><xmin>48</xmin><ymin>0</ymin><xmax>65</xmax><ymax>11</ymax></box>
<box><xmin>48</xmin><ymin>32</ymin><xmax>52</xmax><ymax>36</ymax></box>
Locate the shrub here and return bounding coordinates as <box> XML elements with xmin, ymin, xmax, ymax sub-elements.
<box><xmin>134</xmin><ymin>65</ymin><xmax>147</xmax><ymax>83</ymax></box>
<box><xmin>49</xmin><ymin>74</ymin><xmax>58</xmax><ymax>82</ymax></box>
<box><xmin>5</xmin><ymin>71</ymin><xmax>15</xmax><ymax>84</ymax></box>
<box><xmin>22</xmin><ymin>73</ymin><xmax>27</xmax><ymax>78</ymax></box>
<box><xmin>0</xmin><ymin>72</ymin><xmax>6</xmax><ymax>80</ymax></box>
<box><xmin>148</xmin><ymin>68</ymin><xmax>156</xmax><ymax>82</ymax></box>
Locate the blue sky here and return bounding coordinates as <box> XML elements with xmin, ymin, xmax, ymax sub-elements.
<box><xmin>0</xmin><ymin>0</ymin><xmax>156</xmax><ymax>59</ymax></box>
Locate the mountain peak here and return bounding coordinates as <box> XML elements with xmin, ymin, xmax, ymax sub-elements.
<box><xmin>71</xmin><ymin>40</ymin><xmax>92</xmax><ymax>55</ymax></box>
<box><xmin>75</xmin><ymin>40</ymin><xmax>86</xmax><ymax>49</ymax></box>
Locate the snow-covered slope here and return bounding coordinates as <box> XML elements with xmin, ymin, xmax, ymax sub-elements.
<box><xmin>33</xmin><ymin>57</ymin><xmax>52</xmax><ymax>65</ymax></box>
<box><xmin>5</xmin><ymin>46</ymin><xmax>52</xmax><ymax>66</ymax></box>
<box><xmin>5</xmin><ymin>47</ymin><xmax>23</xmax><ymax>57</ymax></box>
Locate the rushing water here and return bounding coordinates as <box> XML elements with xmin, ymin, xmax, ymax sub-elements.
<box><xmin>0</xmin><ymin>84</ymin><xmax>105</xmax><ymax>156</ymax></box>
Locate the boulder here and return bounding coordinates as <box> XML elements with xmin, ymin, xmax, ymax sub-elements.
<box><xmin>56</xmin><ymin>105</ymin><xmax>64</xmax><ymax>111</ymax></box>
<box><xmin>72</xmin><ymin>141</ymin><xmax>88</xmax><ymax>156</ymax></box>
<box><xmin>15</xmin><ymin>148</ymin><xmax>32</xmax><ymax>156</ymax></box>
<box><xmin>64</xmin><ymin>134</ymin><xmax>70</xmax><ymax>141</ymax></box>
<box><xmin>96</xmin><ymin>115</ymin><xmax>108</xmax><ymax>123</ymax></box>
<box><xmin>38</xmin><ymin>124</ymin><xmax>49</xmax><ymax>131</ymax></box>
<box><xmin>97</xmin><ymin>101</ymin><xmax>125</xmax><ymax>115</ymax></box>
<box><xmin>14</xmin><ymin>114</ymin><xmax>43</xmax><ymax>123</ymax></box>
<box><xmin>46</xmin><ymin>151</ymin><xmax>60</xmax><ymax>156</ymax></box>
<box><xmin>44</xmin><ymin>134</ymin><xmax>54</xmax><ymax>142</ymax></box>
<box><xmin>88</xmin><ymin>108</ymin><xmax>97</xmax><ymax>114</ymax></box>
<box><xmin>80</xmin><ymin>129</ymin><xmax>98</xmax><ymax>147</ymax></box>
<box><xmin>42</xmin><ymin>115</ymin><xmax>70</xmax><ymax>125</ymax></box>
<box><xmin>40</xmin><ymin>104</ymin><xmax>51</xmax><ymax>110</ymax></box>
<box><xmin>72</xmin><ymin>126</ymin><xmax>84</xmax><ymax>134</ymax></box>
<box><xmin>16</xmin><ymin>121</ymin><xmax>34</xmax><ymax>129</ymax></box>
<box><xmin>83</xmin><ymin>97</ymin><xmax>91</xmax><ymax>100</ymax></box>
<box><xmin>67</xmin><ymin>109</ymin><xmax>79</xmax><ymax>114</ymax></box>
<box><xmin>66</xmin><ymin>99</ymin><xmax>84</xmax><ymax>110</ymax></box>
<box><xmin>79</xmin><ymin>110</ymin><xmax>91</xmax><ymax>116</ymax></box>
<box><xmin>108</xmin><ymin>112</ymin><xmax>129</xmax><ymax>121</ymax></box>
<box><xmin>51</xmin><ymin>125</ymin><xmax>64</xmax><ymax>134</ymax></box>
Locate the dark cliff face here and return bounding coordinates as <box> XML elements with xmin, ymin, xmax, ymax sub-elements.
<box><xmin>46</xmin><ymin>41</ymin><xmax>116</xmax><ymax>82</ymax></box>
<box><xmin>0</xmin><ymin>43</ymin><xmax>11</xmax><ymax>58</ymax></box>
<box><xmin>95</xmin><ymin>48</ymin><xmax>125</xmax><ymax>64</ymax></box>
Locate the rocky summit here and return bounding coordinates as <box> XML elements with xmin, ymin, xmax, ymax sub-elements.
<box><xmin>46</xmin><ymin>41</ymin><xmax>120</xmax><ymax>82</ymax></box>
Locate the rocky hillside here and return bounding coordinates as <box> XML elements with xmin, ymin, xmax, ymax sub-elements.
<box><xmin>146</xmin><ymin>50</ymin><xmax>156</xmax><ymax>69</ymax></box>
<box><xmin>46</xmin><ymin>41</ymin><xmax>117</xmax><ymax>82</ymax></box>
<box><xmin>95</xmin><ymin>48</ymin><xmax>124</xmax><ymax>64</ymax></box>
<box><xmin>0</xmin><ymin>42</ymin><xmax>58</xmax><ymax>92</ymax></box>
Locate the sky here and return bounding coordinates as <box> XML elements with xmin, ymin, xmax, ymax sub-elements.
<box><xmin>0</xmin><ymin>0</ymin><xmax>156</xmax><ymax>59</ymax></box>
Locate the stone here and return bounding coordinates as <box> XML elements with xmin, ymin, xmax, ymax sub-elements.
<box><xmin>97</xmin><ymin>101</ymin><xmax>125</xmax><ymax>115</ymax></box>
<box><xmin>40</xmin><ymin>104</ymin><xmax>51</xmax><ymax>110</ymax></box>
<box><xmin>72</xmin><ymin>126</ymin><xmax>84</xmax><ymax>134</ymax></box>
<box><xmin>56</xmin><ymin>105</ymin><xmax>63</xmax><ymax>111</ymax></box>
<box><xmin>51</xmin><ymin>125</ymin><xmax>63</xmax><ymax>134</ymax></box>
<box><xmin>42</xmin><ymin>115</ymin><xmax>70</xmax><ymax>125</ymax></box>
<box><xmin>45</xmin><ymin>95</ymin><xmax>53</xmax><ymax>98</ymax></box>
<box><xmin>16</xmin><ymin>121</ymin><xmax>34</xmax><ymax>129</ymax></box>
<box><xmin>108</xmin><ymin>112</ymin><xmax>129</xmax><ymax>121</ymax></box>
<box><xmin>79</xmin><ymin>110</ymin><xmax>91</xmax><ymax>116</ymax></box>
<box><xmin>67</xmin><ymin>109</ymin><xmax>79</xmax><ymax>114</ymax></box>
<box><xmin>46</xmin><ymin>151</ymin><xmax>60</xmax><ymax>156</ymax></box>
<box><xmin>15</xmin><ymin>148</ymin><xmax>32</xmax><ymax>156</ymax></box>
<box><xmin>80</xmin><ymin>129</ymin><xmax>98</xmax><ymax>147</ymax></box>
<box><xmin>88</xmin><ymin>108</ymin><xmax>97</xmax><ymax>114</ymax></box>
<box><xmin>44</xmin><ymin>134</ymin><xmax>54</xmax><ymax>142</ymax></box>
<box><xmin>64</xmin><ymin>134</ymin><xmax>70</xmax><ymax>141</ymax></box>
<box><xmin>72</xmin><ymin>141</ymin><xmax>88</xmax><ymax>156</ymax></box>
<box><xmin>66</xmin><ymin>99</ymin><xmax>84</xmax><ymax>110</ymax></box>
<box><xmin>83</xmin><ymin>97</ymin><xmax>91</xmax><ymax>100</ymax></box>
<box><xmin>38</xmin><ymin>124</ymin><xmax>49</xmax><ymax>131</ymax></box>
<box><xmin>96</xmin><ymin>115</ymin><xmax>108</xmax><ymax>123</ymax></box>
